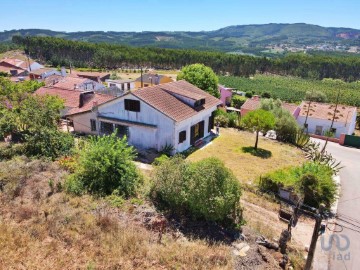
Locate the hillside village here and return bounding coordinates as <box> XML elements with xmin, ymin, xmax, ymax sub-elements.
<box><xmin>1</xmin><ymin>48</ymin><xmax>359</xmax><ymax>270</ymax></box>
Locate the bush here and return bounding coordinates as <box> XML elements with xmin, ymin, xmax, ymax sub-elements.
<box><xmin>66</xmin><ymin>133</ymin><xmax>142</xmax><ymax>197</ymax></box>
<box><xmin>215</xmin><ymin>114</ymin><xmax>229</xmax><ymax>127</ymax></box>
<box><xmin>259</xmin><ymin>162</ymin><xmax>337</xmax><ymax>209</ymax></box>
<box><xmin>24</xmin><ymin>129</ymin><xmax>74</xmax><ymax>160</ymax></box>
<box><xmin>231</xmin><ymin>95</ymin><xmax>247</xmax><ymax>108</ymax></box>
<box><xmin>261</xmin><ymin>92</ymin><xmax>271</xmax><ymax>98</ymax></box>
<box><xmin>245</xmin><ymin>91</ymin><xmax>253</xmax><ymax>98</ymax></box>
<box><xmin>214</xmin><ymin>110</ymin><xmax>240</xmax><ymax>128</ymax></box>
<box><xmin>152</xmin><ymin>156</ymin><xmax>242</xmax><ymax>224</ymax></box>
<box><xmin>227</xmin><ymin>112</ymin><xmax>240</xmax><ymax>128</ymax></box>
<box><xmin>153</xmin><ymin>154</ymin><xmax>169</xmax><ymax>165</ymax></box>
<box><xmin>275</xmin><ymin>113</ymin><xmax>299</xmax><ymax>143</ymax></box>
<box><xmin>0</xmin><ymin>143</ymin><xmax>26</xmax><ymax>160</ymax></box>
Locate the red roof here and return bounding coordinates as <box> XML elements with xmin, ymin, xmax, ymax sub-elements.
<box><xmin>0</xmin><ymin>58</ymin><xmax>30</xmax><ymax>70</ymax></box>
<box><xmin>299</xmin><ymin>101</ymin><xmax>357</xmax><ymax>122</ymax></box>
<box><xmin>34</xmin><ymin>87</ymin><xmax>114</xmax><ymax>116</ymax></box>
<box><xmin>132</xmin><ymin>80</ymin><xmax>221</xmax><ymax>122</ymax></box>
<box><xmin>52</xmin><ymin>76</ymin><xmax>91</xmax><ymax>90</ymax></box>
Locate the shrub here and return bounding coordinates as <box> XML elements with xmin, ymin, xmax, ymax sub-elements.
<box><xmin>24</xmin><ymin>129</ymin><xmax>74</xmax><ymax>160</ymax></box>
<box><xmin>66</xmin><ymin>133</ymin><xmax>142</xmax><ymax>197</ymax></box>
<box><xmin>227</xmin><ymin>112</ymin><xmax>239</xmax><ymax>128</ymax></box>
<box><xmin>153</xmin><ymin>154</ymin><xmax>169</xmax><ymax>165</ymax></box>
<box><xmin>261</xmin><ymin>92</ymin><xmax>271</xmax><ymax>98</ymax></box>
<box><xmin>215</xmin><ymin>114</ymin><xmax>229</xmax><ymax>127</ymax></box>
<box><xmin>152</xmin><ymin>156</ymin><xmax>242</xmax><ymax>224</ymax></box>
<box><xmin>231</xmin><ymin>95</ymin><xmax>247</xmax><ymax>108</ymax></box>
<box><xmin>245</xmin><ymin>91</ymin><xmax>253</xmax><ymax>98</ymax></box>
<box><xmin>259</xmin><ymin>162</ymin><xmax>337</xmax><ymax>209</ymax></box>
<box><xmin>0</xmin><ymin>143</ymin><xmax>26</xmax><ymax>160</ymax></box>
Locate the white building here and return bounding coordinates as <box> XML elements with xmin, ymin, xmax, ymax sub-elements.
<box><xmin>106</xmin><ymin>79</ymin><xmax>135</xmax><ymax>91</ymax></box>
<box><xmin>68</xmin><ymin>80</ymin><xmax>221</xmax><ymax>153</ymax></box>
<box><xmin>297</xmin><ymin>101</ymin><xmax>357</xmax><ymax>138</ymax></box>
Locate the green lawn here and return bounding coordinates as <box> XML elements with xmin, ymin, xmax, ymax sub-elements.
<box><xmin>187</xmin><ymin>128</ymin><xmax>305</xmax><ymax>184</ymax></box>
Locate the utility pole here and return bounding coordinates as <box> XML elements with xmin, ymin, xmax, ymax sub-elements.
<box><xmin>304</xmin><ymin>100</ymin><xmax>312</xmax><ymax>134</ymax></box>
<box><xmin>140</xmin><ymin>67</ymin><xmax>143</xmax><ymax>88</ymax></box>
<box><xmin>304</xmin><ymin>205</ymin><xmax>324</xmax><ymax>270</ymax></box>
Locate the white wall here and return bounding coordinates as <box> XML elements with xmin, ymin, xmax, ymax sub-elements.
<box><xmin>297</xmin><ymin>114</ymin><xmax>356</xmax><ymax>138</ymax></box>
<box><xmin>29</xmin><ymin>62</ymin><xmax>44</xmax><ymax>71</ymax></box>
<box><xmin>174</xmin><ymin>105</ymin><xmax>217</xmax><ymax>152</ymax></box>
<box><xmin>68</xmin><ymin>111</ymin><xmax>98</xmax><ymax>135</ymax></box>
<box><xmin>107</xmin><ymin>81</ymin><xmax>135</xmax><ymax>91</ymax></box>
<box><xmin>97</xmin><ymin>95</ymin><xmax>175</xmax><ymax>151</ymax></box>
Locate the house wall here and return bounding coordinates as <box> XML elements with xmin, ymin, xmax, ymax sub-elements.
<box><xmin>174</xmin><ymin>105</ymin><xmax>218</xmax><ymax>152</ymax></box>
<box><xmin>79</xmin><ymin>80</ymin><xmax>105</xmax><ymax>91</ymax></box>
<box><xmin>107</xmin><ymin>81</ymin><xmax>135</xmax><ymax>91</ymax></box>
<box><xmin>293</xmin><ymin>107</ymin><xmax>301</xmax><ymax>119</ymax></box>
<box><xmin>218</xmin><ymin>86</ymin><xmax>232</xmax><ymax>106</ymax></box>
<box><xmin>68</xmin><ymin>111</ymin><xmax>98</xmax><ymax>135</ymax></box>
<box><xmin>97</xmin><ymin>95</ymin><xmax>175</xmax><ymax>151</ymax></box>
<box><xmin>297</xmin><ymin>115</ymin><xmax>355</xmax><ymax>138</ymax></box>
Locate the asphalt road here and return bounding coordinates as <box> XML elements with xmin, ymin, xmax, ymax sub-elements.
<box><xmin>312</xmin><ymin>139</ymin><xmax>360</xmax><ymax>270</ymax></box>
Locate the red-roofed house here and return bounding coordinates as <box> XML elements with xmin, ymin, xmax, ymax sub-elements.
<box><xmin>240</xmin><ymin>96</ymin><xmax>301</xmax><ymax>118</ymax></box>
<box><xmin>52</xmin><ymin>76</ymin><xmax>105</xmax><ymax>91</ymax></box>
<box><xmin>73</xmin><ymin>80</ymin><xmax>221</xmax><ymax>152</ymax></box>
<box><xmin>297</xmin><ymin>101</ymin><xmax>357</xmax><ymax>138</ymax></box>
<box><xmin>34</xmin><ymin>87</ymin><xmax>115</xmax><ymax>134</ymax></box>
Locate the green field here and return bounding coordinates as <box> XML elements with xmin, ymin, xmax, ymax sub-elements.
<box><xmin>219</xmin><ymin>75</ymin><xmax>360</xmax><ymax>107</ymax></box>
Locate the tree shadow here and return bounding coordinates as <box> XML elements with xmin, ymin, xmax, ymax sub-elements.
<box><xmin>242</xmin><ymin>146</ymin><xmax>272</xmax><ymax>159</ymax></box>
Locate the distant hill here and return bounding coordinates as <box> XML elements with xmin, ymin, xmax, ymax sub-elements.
<box><xmin>1</xmin><ymin>23</ymin><xmax>360</xmax><ymax>53</ymax></box>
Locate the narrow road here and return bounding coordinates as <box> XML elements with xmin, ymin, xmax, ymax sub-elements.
<box><xmin>312</xmin><ymin>139</ymin><xmax>360</xmax><ymax>270</ymax></box>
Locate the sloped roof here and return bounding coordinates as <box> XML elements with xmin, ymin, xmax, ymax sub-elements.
<box><xmin>34</xmin><ymin>87</ymin><xmax>114</xmax><ymax>116</ymax></box>
<box><xmin>135</xmin><ymin>73</ymin><xmax>173</xmax><ymax>83</ymax></box>
<box><xmin>52</xmin><ymin>76</ymin><xmax>91</xmax><ymax>90</ymax></box>
<box><xmin>29</xmin><ymin>67</ymin><xmax>58</xmax><ymax>76</ymax></box>
<box><xmin>73</xmin><ymin>71</ymin><xmax>110</xmax><ymax>78</ymax></box>
<box><xmin>131</xmin><ymin>80</ymin><xmax>221</xmax><ymax>122</ymax></box>
<box><xmin>299</xmin><ymin>101</ymin><xmax>357</xmax><ymax>123</ymax></box>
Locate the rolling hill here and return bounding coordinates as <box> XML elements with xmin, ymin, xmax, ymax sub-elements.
<box><xmin>1</xmin><ymin>23</ymin><xmax>360</xmax><ymax>53</ymax></box>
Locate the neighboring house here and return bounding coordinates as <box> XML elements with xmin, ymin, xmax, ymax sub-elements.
<box><xmin>297</xmin><ymin>101</ymin><xmax>357</xmax><ymax>138</ymax></box>
<box><xmin>29</xmin><ymin>68</ymin><xmax>63</xmax><ymax>80</ymax></box>
<box><xmin>0</xmin><ymin>58</ymin><xmax>43</xmax><ymax>74</ymax></box>
<box><xmin>240</xmin><ymin>96</ymin><xmax>300</xmax><ymax>118</ymax></box>
<box><xmin>134</xmin><ymin>73</ymin><xmax>173</xmax><ymax>88</ymax></box>
<box><xmin>69</xmin><ymin>80</ymin><xmax>221</xmax><ymax>153</ymax></box>
<box><xmin>52</xmin><ymin>76</ymin><xmax>105</xmax><ymax>91</ymax></box>
<box><xmin>218</xmin><ymin>85</ymin><xmax>235</xmax><ymax>106</ymax></box>
<box><xmin>73</xmin><ymin>71</ymin><xmax>110</xmax><ymax>83</ymax></box>
<box><xmin>34</xmin><ymin>87</ymin><xmax>114</xmax><ymax>130</ymax></box>
<box><xmin>106</xmin><ymin>79</ymin><xmax>135</xmax><ymax>91</ymax></box>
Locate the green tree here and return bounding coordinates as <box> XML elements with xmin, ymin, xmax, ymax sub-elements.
<box><xmin>242</xmin><ymin>109</ymin><xmax>275</xmax><ymax>150</ymax></box>
<box><xmin>305</xmin><ymin>90</ymin><xmax>327</xmax><ymax>103</ymax></box>
<box><xmin>231</xmin><ymin>95</ymin><xmax>247</xmax><ymax>108</ymax></box>
<box><xmin>177</xmin><ymin>63</ymin><xmax>219</xmax><ymax>98</ymax></box>
<box><xmin>67</xmin><ymin>133</ymin><xmax>142</xmax><ymax>197</ymax></box>
<box><xmin>260</xmin><ymin>98</ymin><xmax>299</xmax><ymax>143</ymax></box>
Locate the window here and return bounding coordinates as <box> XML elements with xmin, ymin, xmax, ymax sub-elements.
<box><xmin>179</xmin><ymin>130</ymin><xmax>186</xmax><ymax>143</ymax></box>
<box><xmin>125</xmin><ymin>99</ymin><xmax>140</xmax><ymax>112</ymax></box>
<box><xmin>109</xmin><ymin>83</ymin><xmax>116</xmax><ymax>87</ymax></box>
<box><xmin>100</xmin><ymin>122</ymin><xmax>114</xmax><ymax>134</ymax></box>
<box><xmin>194</xmin><ymin>98</ymin><xmax>205</xmax><ymax>107</ymax></box>
<box><xmin>208</xmin><ymin>112</ymin><xmax>215</xmax><ymax>133</ymax></box>
<box><xmin>127</xmin><ymin>83</ymin><xmax>131</xmax><ymax>89</ymax></box>
<box><xmin>90</xmin><ymin>119</ymin><xmax>97</xmax><ymax>131</ymax></box>
<box><xmin>315</xmin><ymin>125</ymin><xmax>323</xmax><ymax>135</ymax></box>
<box><xmin>115</xmin><ymin>124</ymin><xmax>129</xmax><ymax>138</ymax></box>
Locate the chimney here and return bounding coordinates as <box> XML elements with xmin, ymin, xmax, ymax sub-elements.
<box><xmin>79</xmin><ymin>91</ymin><xmax>94</xmax><ymax>108</ymax></box>
<box><xmin>61</xmin><ymin>66</ymin><xmax>66</xmax><ymax>77</ymax></box>
<box><xmin>252</xmin><ymin>95</ymin><xmax>260</xmax><ymax>101</ymax></box>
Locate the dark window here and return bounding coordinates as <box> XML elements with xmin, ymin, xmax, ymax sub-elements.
<box><xmin>125</xmin><ymin>99</ymin><xmax>140</xmax><ymax>112</ymax></box>
<box><xmin>121</xmin><ymin>83</ymin><xmax>125</xmax><ymax>91</ymax></box>
<box><xmin>100</xmin><ymin>122</ymin><xmax>114</xmax><ymax>134</ymax></box>
<box><xmin>115</xmin><ymin>124</ymin><xmax>129</xmax><ymax>138</ymax></box>
<box><xmin>194</xmin><ymin>98</ymin><xmax>205</xmax><ymax>107</ymax></box>
<box><xmin>90</xmin><ymin>119</ymin><xmax>97</xmax><ymax>131</ymax></box>
<box><xmin>109</xmin><ymin>83</ymin><xmax>116</xmax><ymax>87</ymax></box>
<box><xmin>179</xmin><ymin>130</ymin><xmax>186</xmax><ymax>143</ymax></box>
<box><xmin>127</xmin><ymin>83</ymin><xmax>131</xmax><ymax>89</ymax></box>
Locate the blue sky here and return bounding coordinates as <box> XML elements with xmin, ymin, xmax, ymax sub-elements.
<box><xmin>1</xmin><ymin>0</ymin><xmax>360</xmax><ymax>32</ymax></box>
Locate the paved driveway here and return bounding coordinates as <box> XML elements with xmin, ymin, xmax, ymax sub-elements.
<box><xmin>312</xmin><ymin>139</ymin><xmax>360</xmax><ymax>270</ymax></box>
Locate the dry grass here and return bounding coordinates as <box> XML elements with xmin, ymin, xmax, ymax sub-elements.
<box><xmin>0</xmin><ymin>157</ymin><xmax>233</xmax><ymax>270</ymax></box>
<box><xmin>188</xmin><ymin>128</ymin><xmax>306</xmax><ymax>185</ymax></box>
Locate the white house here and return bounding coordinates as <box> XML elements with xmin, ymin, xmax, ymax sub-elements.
<box><xmin>68</xmin><ymin>80</ymin><xmax>222</xmax><ymax>153</ymax></box>
<box><xmin>106</xmin><ymin>79</ymin><xmax>135</xmax><ymax>91</ymax></box>
<box><xmin>297</xmin><ymin>101</ymin><xmax>357</xmax><ymax>138</ymax></box>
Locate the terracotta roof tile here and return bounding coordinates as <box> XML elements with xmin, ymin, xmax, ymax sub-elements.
<box><xmin>299</xmin><ymin>101</ymin><xmax>356</xmax><ymax>122</ymax></box>
<box><xmin>132</xmin><ymin>80</ymin><xmax>221</xmax><ymax>122</ymax></box>
<box><xmin>52</xmin><ymin>76</ymin><xmax>90</xmax><ymax>90</ymax></box>
<box><xmin>34</xmin><ymin>87</ymin><xmax>114</xmax><ymax>116</ymax></box>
